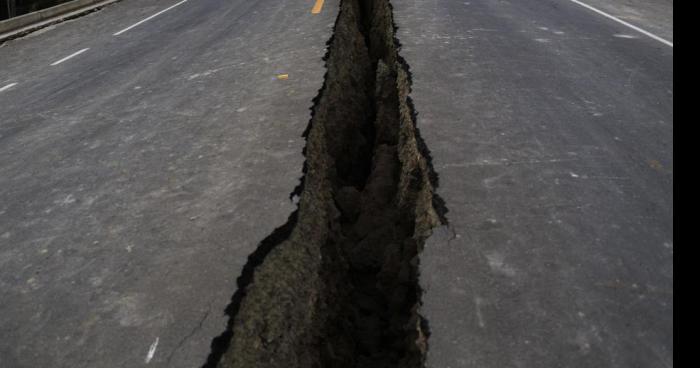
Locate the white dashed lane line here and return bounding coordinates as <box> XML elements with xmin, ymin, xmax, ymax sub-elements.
<box><xmin>113</xmin><ymin>0</ymin><xmax>189</xmax><ymax>36</ymax></box>
<box><xmin>5</xmin><ymin>0</ymin><xmax>193</xmax><ymax>92</ymax></box>
<box><xmin>0</xmin><ymin>82</ymin><xmax>18</xmax><ymax>92</ymax></box>
<box><xmin>50</xmin><ymin>48</ymin><xmax>90</xmax><ymax>66</ymax></box>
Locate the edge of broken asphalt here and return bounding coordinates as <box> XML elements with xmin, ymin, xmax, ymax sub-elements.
<box><xmin>202</xmin><ymin>0</ymin><xmax>450</xmax><ymax>366</ymax></box>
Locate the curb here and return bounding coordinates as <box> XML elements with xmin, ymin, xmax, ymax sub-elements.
<box><xmin>0</xmin><ymin>0</ymin><xmax>119</xmax><ymax>41</ymax></box>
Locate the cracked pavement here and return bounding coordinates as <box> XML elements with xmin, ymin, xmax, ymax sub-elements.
<box><xmin>0</xmin><ymin>0</ymin><xmax>672</xmax><ymax>367</ymax></box>
<box><xmin>1</xmin><ymin>0</ymin><xmax>338</xmax><ymax>366</ymax></box>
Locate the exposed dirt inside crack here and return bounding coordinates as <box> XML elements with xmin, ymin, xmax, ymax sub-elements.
<box><xmin>204</xmin><ymin>0</ymin><xmax>446</xmax><ymax>367</ymax></box>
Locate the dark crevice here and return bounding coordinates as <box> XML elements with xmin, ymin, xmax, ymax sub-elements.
<box><xmin>204</xmin><ymin>0</ymin><xmax>446</xmax><ymax>367</ymax></box>
<box><xmin>203</xmin><ymin>211</ymin><xmax>299</xmax><ymax>368</ymax></box>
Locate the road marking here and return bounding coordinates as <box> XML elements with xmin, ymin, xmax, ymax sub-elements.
<box><xmin>311</xmin><ymin>0</ymin><xmax>324</xmax><ymax>14</ymax></box>
<box><xmin>567</xmin><ymin>0</ymin><xmax>673</xmax><ymax>47</ymax></box>
<box><xmin>50</xmin><ymin>48</ymin><xmax>90</xmax><ymax>66</ymax></box>
<box><xmin>614</xmin><ymin>34</ymin><xmax>638</xmax><ymax>39</ymax></box>
<box><xmin>113</xmin><ymin>0</ymin><xmax>189</xmax><ymax>36</ymax></box>
<box><xmin>0</xmin><ymin>83</ymin><xmax>18</xmax><ymax>92</ymax></box>
<box><xmin>145</xmin><ymin>337</ymin><xmax>159</xmax><ymax>363</ymax></box>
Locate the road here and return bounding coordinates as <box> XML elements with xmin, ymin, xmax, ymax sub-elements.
<box><xmin>0</xmin><ymin>0</ymin><xmax>338</xmax><ymax>367</ymax></box>
<box><xmin>0</xmin><ymin>0</ymin><xmax>672</xmax><ymax>367</ymax></box>
<box><xmin>393</xmin><ymin>0</ymin><xmax>673</xmax><ymax>367</ymax></box>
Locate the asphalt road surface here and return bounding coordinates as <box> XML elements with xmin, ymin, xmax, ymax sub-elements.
<box><xmin>394</xmin><ymin>0</ymin><xmax>673</xmax><ymax>367</ymax></box>
<box><xmin>0</xmin><ymin>0</ymin><xmax>672</xmax><ymax>367</ymax></box>
<box><xmin>1</xmin><ymin>0</ymin><xmax>338</xmax><ymax>366</ymax></box>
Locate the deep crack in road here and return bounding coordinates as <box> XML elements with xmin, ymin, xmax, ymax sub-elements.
<box><xmin>204</xmin><ymin>0</ymin><xmax>446</xmax><ymax>366</ymax></box>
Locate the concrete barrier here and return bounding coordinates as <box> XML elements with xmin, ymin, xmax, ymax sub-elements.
<box><xmin>0</xmin><ymin>0</ymin><xmax>118</xmax><ymax>36</ymax></box>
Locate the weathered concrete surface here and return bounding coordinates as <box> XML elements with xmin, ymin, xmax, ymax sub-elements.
<box><xmin>393</xmin><ymin>0</ymin><xmax>673</xmax><ymax>367</ymax></box>
<box><xmin>0</xmin><ymin>0</ymin><xmax>338</xmax><ymax>366</ymax></box>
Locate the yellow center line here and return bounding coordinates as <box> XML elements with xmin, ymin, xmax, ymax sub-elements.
<box><xmin>311</xmin><ymin>0</ymin><xmax>324</xmax><ymax>14</ymax></box>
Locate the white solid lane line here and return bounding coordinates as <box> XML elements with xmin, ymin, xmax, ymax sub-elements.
<box><xmin>568</xmin><ymin>0</ymin><xmax>673</xmax><ymax>47</ymax></box>
<box><xmin>50</xmin><ymin>48</ymin><xmax>90</xmax><ymax>66</ymax></box>
<box><xmin>113</xmin><ymin>0</ymin><xmax>189</xmax><ymax>36</ymax></box>
<box><xmin>0</xmin><ymin>83</ymin><xmax>18</xmax><ymax>92</ymax></box>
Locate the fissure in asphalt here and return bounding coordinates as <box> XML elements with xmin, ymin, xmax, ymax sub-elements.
<box><xmin>204</xmin><ymin>0</ymin><xmax>446</xmax><ymax>366</ymax></box>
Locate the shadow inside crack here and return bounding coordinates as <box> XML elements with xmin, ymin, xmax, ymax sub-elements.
<box><xmin>202</xmin><ymin>211</ymin><xmax>298</xmax><ymax>368</ymax></box>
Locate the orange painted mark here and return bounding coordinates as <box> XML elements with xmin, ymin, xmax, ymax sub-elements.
<box><xmin>311</xmin><ymin>0</ymin><xmax>324</xmax><ymax>14</ymax></box>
